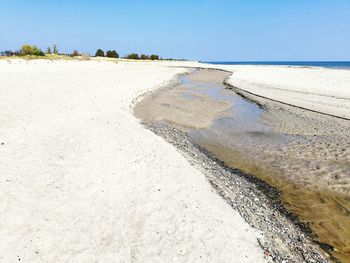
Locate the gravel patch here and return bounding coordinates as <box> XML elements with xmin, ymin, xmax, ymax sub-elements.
<box><xmin>145</xmin><ymin>122</ymin><xmax>332</xmax><ymax>263</ymax></box>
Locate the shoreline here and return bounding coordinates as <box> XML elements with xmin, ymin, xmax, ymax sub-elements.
<box><xmin>204</xmin><ymin>61</ymin><xmax>350</xmax><ymax>70</ymax></box>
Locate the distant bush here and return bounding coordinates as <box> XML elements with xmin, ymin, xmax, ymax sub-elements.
<box><xmin>106</xmin><ymin>50</ymin><xmax>119</xmax><ymax>58</ymax></box>
<box><xmin>21</xmin><ymin>45</ymin><xmax>45</xmax><ymax>56</ymax></box>
<box><xmin>150</xmin><ymin>54</ymin><xmax>159</xmax><ymax>60</ymax></box>
<box><xmin>125</xmin><ymin>53</ymin><xmax>160</xmax><ymax>60</ymax></box>
<box><xmin>0</xmin><ymin>50</ymin><xmax>20</xmax><ymax>56</ymax></box>
<box><xmin>95</xmin><ymin>49</ymin><xmax>105</xmax><ymax>57</ymax></box>
<box><xmin>126</xmin><ymin>53</ymin><xmax>139</xmax><ymax>60</ymax></box>
<box><xmin>21</xmin><ymin>45</ymin><xmax>34</xmax><ymax>55</ymax></box>
<box><xmin>33</xmin><ymin>46</ymin><xmax>45</xmax><ymax>56</ymax></box>
<box><xmin>140</xmin><ymin>54</ymin><xmax>149</xmax><ymax>60</ymax></box>
<box><xmin>46</xmin><ymin>47</ymin><xmax>52</xmax><ymax>54</ymax></box>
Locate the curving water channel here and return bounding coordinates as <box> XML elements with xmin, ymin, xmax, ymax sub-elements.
<box><xmin>134</xmin><ymin>69</ymin><xmax>350</xmax><ymax>262</ymax></box>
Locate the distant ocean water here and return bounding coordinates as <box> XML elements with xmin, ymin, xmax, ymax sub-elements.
<box><xmin>206</xmin><ymin>61</ymin><xmax>350</xmax><ymax>69</ymax></box>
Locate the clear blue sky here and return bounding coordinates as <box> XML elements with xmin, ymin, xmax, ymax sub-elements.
<box><xmin>1</xmin><ymin>0</ymin><xmax>349</xmax><ymax>61</ymax></box>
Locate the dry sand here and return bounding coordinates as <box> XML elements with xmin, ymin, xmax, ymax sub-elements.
<box><xmin>0</xmin><ymin>59</ymin><xmax>264</xmax><ymax>262</ymax></box>
<box><xmin>225</xmin><ymin>65</ymin><xmax>350</xmax><ymax>119</ymax></box>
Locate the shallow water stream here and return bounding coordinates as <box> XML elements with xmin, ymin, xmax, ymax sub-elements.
<box><xmin>135</xmin><ymin>69</ymin><xmax>350</xmax><ymax>262</ymax></box>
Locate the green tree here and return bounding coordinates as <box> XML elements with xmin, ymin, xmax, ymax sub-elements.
<box><xmin>140</xmin><ymin>54</ymin><xmax>149</xmax><ymax>60</ymax></box>
<box><xmin>21</xmin><ymin>45</ymin><xmax>44</xmax><ymax>56</ymax></box>
<box><xmin>106</xmin><ymin>50</ymin><xmax>112</xmax><ymax>57</ymax></box>
<box><xmin>111</xmin><ymin>50</ymin><xmax>119</xmax><ymax>58</ymax></box>
<box><xmin>106</xmin><ymin>50</ymin><xmax>119</xmax><ymax>58</ymax></box>
<box><xmin>21</xmin><ymin>45</ymin><xmax>33</xmax><ymax>55</ymax></box>
<box><xmin>95</xmin><ymin>49</ymin><xmax>105</xmax><ymax>57</ymax></box>
<box><xmin>32</xmin><ymin>46</ymin><xmax>45</xmax><ymax>56</ymax></box>
<box><xmin>126</xmin><ymin>53</ymin><xmax>139</xmax><ymax>60</ymax></box>
<box><xmin>150</xmin><ymin>54</ymin><xmax>159</xmax><ymax>60</ymax></box>
<box><xmin>46</xmin><ymin>47</ymin><xmax>52</xmax><ymax>54</ymax></box>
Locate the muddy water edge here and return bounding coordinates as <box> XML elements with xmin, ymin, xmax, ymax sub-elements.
<box><xmin>134</xmin><ymin>68</ymin><xmax>350</xmax><ymax>263</ymax></box>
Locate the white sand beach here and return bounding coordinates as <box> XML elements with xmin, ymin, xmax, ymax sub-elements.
<box><xmin>2</xmin><ymin>0</ymin><xmax>348</xmax><ymax>261</ymax></box>
<box><xmin>224</xmin><ymin>65</ymin><xmax>350</xmax><ymax>119</ymax></box>
<box><xmin>1</xmin><ymin>58</ymin><xmax>349</xmax><ymax>262</ymax></box>
<box><xmin>0</xmin><ymin>59</ymin><xmax>265</xmax><ymax>262</ymax></box>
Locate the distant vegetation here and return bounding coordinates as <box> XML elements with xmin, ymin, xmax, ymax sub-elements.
<box><xmin>106</xmin><ymin>50</ymin><xmax>119</xmax><ymax>58</ymax></box>
<box><xmin>1</xmin><ymin>45</ymin><xmax>166</xmax><ymax>61</ymax></box>
<box><xmin>95</xmin><ymin>49</ymin><xmax>105</xmax><ymax>57</ymax></box>
<box><xmin>0</xmin><ymin>50</ymin><xmax>20</xmax><ymax>56</ymax></box>
<box><xmin>125</xmin><ymin>53</ymin><xmax>160</xmax><ymax>60</ymax></box>
<box><xmin>126</xmin><ymin>53</ymin><xmax>139</xmax><ymax>60</ymax></box>
<box><xmin>93</xmin><ymin>49</ymin><xmax>160</xmax><ymax>60</ymax></box>
<box><xmin>0</xmin><ymin>44</ymin><xmax>57</xmax><ymax>57</ymax></box>
<box><xmin>150</xmin><ymin>54</ymin><xmax>159</xmax><ymax>60</ymax></box>
<box><xmin>21</xmin><ymin>45</ymin><xmax>45</xmax><ymax>56</ymax></box>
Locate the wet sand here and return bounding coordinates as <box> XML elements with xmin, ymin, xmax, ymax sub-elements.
<box><xmin>220</xmin><ymin>88</ymin><xmax>350</xmax><ymax>262</ymax></box>
<box><xmin>134</xmin><ymin>69</ymin><xmax>350</xmax><ymax>262</ymax></box>
<box><xmin>201</xmin><ymin>141</ymin><xmax>349</xmax><ymax>262</ymax></box>
<box><xmin>134</xmin><ymin>70</ymin><xmax>231</xmax><ymax>129</ymax></box>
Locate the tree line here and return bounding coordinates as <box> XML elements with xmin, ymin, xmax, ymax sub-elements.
<box><xmin>1</xmin><ymin>44</ymin><xmax>67</xmax><ymax>57</ymax></box>
<box><xmin>95</xmin><ymin>49</ymin><xmax>160</xmax><ymax>60</ymax></box>
<box><xmin>1</xmin><ymin>45</ymin><xmax>161</xmax><ymax>61</ymax></box>
<box><xmin>1</xmin><ymin>45</ymin><xmax>46</xmax><ymax>57</ymax></box>
<box><xmin>95</xmin><ymin>49</ymin><xmax>119</xmax><ymax>58</ymax></box>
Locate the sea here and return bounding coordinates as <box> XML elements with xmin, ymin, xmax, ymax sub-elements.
<box><xmin>206</xmin><ymin>61</ymin><xmax>350</xmax><ymax>69</ymax></box>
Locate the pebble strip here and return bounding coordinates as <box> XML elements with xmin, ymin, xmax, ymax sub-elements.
<box><xmin>146</xmin><ymin>123</ymin><xmax>332</xmax><ymax>263</ymax></box>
